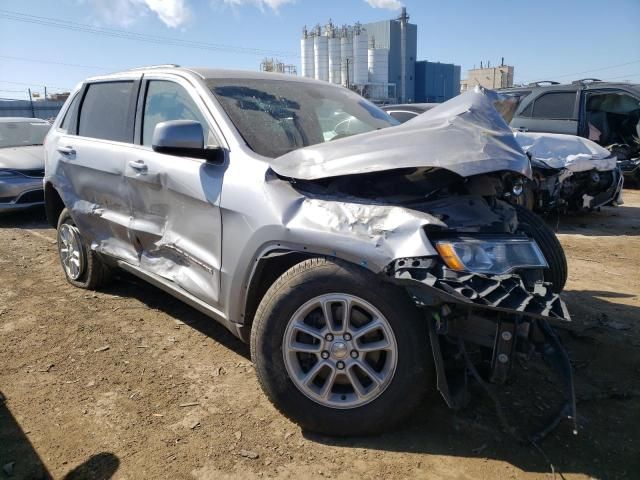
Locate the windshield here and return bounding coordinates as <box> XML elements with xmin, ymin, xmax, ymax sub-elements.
<box><xmin>207</xmin><ymin>78</ymin><xmax>399</xmax><ymax>158</ymax></box>
<box><xmin>0</xmin><ymin>121</ymin><xmax>50</xmax><ymax>148</ymax></box>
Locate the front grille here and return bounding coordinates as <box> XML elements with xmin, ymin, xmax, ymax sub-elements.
<box><xmin>20</xmin><ymin>168</ymin><xmax>45</xmax><ymax>178</ymax></box>
<box><xmin>16</xmin><ymin>189</ymin><xmax>44</xmax><ymax>204</ymax></box>
<box><xmin>0</xmin><ymin>196</ymin><xmax>16</xmax><ymax>203</ymax></box>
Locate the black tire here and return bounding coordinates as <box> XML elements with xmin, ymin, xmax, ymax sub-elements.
<box><xmin>56</xmin><ymin>208</ymin><xmax>113</xmax><ymax>290</ymax></box>
<box><xmin>250</xmin><ymin>257</ymin><xmax>433</xmax><ymax>436</ymax></box>
<box><xmin>515</xmin><ymin>205</ymin><xmax>567</xmax><ymax>293</ymax></box>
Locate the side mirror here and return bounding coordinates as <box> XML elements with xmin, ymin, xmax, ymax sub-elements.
<box><xmin>152</xmin><ymin>120</ymin><xmax>223</xmax><ymax>163</ymax></box>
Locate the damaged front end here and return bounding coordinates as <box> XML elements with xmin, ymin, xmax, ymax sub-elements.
<box><xmin>514</xmin><ymin>131</ymin><xmax>624</xmax><ymax>213</ymax></box>
<box><xmin>269</xmin><ymin>87</ymin><xmax>577</xmax><ymax>439</ymax></box>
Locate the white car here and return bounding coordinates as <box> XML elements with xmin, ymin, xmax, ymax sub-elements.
<box><xmin>0</xmin><ymin>117</ymin><xmax>50</xmax><ymax>214</ymax></box>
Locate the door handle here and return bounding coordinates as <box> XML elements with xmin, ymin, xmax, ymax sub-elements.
<box><xmin>128</xmin><ymin>159</ymin><xmax>148</xmax><ymax>173</ymax></box>
<box><xmin>516</xmin><ymin>127</ymin><xmax>529</xmax><ymax>132</ymax></box>
<box><xmin>57</xmin><ymin>146</ymin><xmax>76</xmax><ymax>157</ymax></box>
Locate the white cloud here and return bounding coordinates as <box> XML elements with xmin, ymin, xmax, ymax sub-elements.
<box><xmin>216</xmin><ymin>0</ymin><xmax>296</xmax><ymax>12</ymax></box>
<box><xmin>85</xmin><ymin>0</ymin><xmax>191</xmax><ymax>28</ymax></box>
<box><xmin>364</xmin><ymin>0</ymin><xmax>403</xmax><ymax>10</ymax></box>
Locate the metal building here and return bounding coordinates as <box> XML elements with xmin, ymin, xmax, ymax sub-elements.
<box><xmin>364</xmin><ymin>7</ymin><xmax>417</xmax><ymax>103</ymax></box>
<box><xmin>415</xmin><ymin>61</ymin><xmax>461</xmax><ymax>102</ymax></box>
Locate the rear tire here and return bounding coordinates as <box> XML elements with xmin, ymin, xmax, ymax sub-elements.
<box><xmin>56</xmin><ymin>208</ymin><xmax>113</xmax><ymax>290</ymax></box>
<box><xmin>250</xmin><ymin>257</ymin><xmax>433</xmax><ymax>436</ymax></box>
<box><xmin>515</xmin><ymin>205</ymin><xmax>567</xmax><ymax>293</ymax></box>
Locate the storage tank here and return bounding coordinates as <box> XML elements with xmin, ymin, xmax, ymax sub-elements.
<box><xmin>340</xmin><ymin>28</ymin><xmax>353</xmax><ymax>87</ymax></box>
<box><xmin>352</xmin><ymin>25</ymin><xmax>368</xmax><ymax>85</ymax></box>
<box><xmin>313</xmin><ymin>32</ymin><xmax>329</xmax><ymax>82</ymax></box>
<box><xmin>328</xmin><ymin>36</ymin><xmax>341</xmax><ymax>84</ymax></box>
<box><xmin>368</xmin><ymin>48</ymin><xmax>389</xmax><ymax>84</ymax></box>
<box><xmin>300</xmin><ymin>28</ymin><xmax>314</xmax><ymax>78</ymax></box>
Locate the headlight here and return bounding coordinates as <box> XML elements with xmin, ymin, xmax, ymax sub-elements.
<box><xmin>435</xmin><ymin>237</ymin><xmax>547</xmax><ymax>275</ymax></box>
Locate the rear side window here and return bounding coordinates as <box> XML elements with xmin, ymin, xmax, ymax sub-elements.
<box><xmin>531</xmin><ymin>92</ymin><xmax>576</xmax><ymax>119</ymax></box>
<box><xmin>79</xmin><ymin>81</ymin><xmax>134</xmax><ymax>142</ymax></box>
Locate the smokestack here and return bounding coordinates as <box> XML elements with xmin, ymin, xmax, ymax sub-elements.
<box><xmin>501</xmin><ymin>56</ymin><xmax>504</xmax><ymax>66</ymax></box>
<box><xmin>399</xmin><ymin>7</ymin><xmax>409</xmax><ymax>102</ymax></box>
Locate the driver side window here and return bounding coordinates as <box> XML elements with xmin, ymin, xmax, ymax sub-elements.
<box><xmin>142</xmin><ymin>80</ymin><xmax>209</xmax><ymax>146</ymax></box>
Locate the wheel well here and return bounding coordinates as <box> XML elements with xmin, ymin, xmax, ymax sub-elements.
<box><xmin>44</xmin><ymin>183</ymin><xmax>65</xmax><ymax>229</ymax></box>
<box><xmin>240</xmin><ymin>250</ymin><xmax>312</xmax><ymax>342</ymax></box>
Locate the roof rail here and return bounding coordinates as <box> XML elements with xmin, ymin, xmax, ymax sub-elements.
<box><xmin>527</xmin><ymin>81</ymin><xmax>560</xmax><ymax>87</ymax></box>
<box><xmin>571</xmin><ymin>78</ymin><xmax>602</xmax><ymax>85</ymax></box>
<box><xmin>126</xmin><ymin>64</ymin><xmax>180</xmax><ymax>71</ymax></box>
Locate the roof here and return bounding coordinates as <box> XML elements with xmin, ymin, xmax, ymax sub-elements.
<box><xmin>85</xmin><ymin>65</ymin><xmax>337</xmax><ymax>87</ymax></box>
<box><xmin>499</xmin><ymin>81</ymin><xmax>640</xmax><ymax>94</ymax></box>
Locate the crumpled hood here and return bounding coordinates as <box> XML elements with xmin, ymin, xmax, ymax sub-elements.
<box><xmin>0</xmin><ymin>146</ymin><xmax>44</xmax><ymax>171</ymax></box>
<box><xmin>513</xmin><ymin>131</ymin><xmax>617</xmax><ymax>172</ymax></box>
<box><xmin>270</xmin><ymin>86</ymin><xmax>531</xmax><ymax>181</ymax></box>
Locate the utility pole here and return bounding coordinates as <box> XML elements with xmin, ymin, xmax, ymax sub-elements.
<box><xmin>28</xmin><ymin>88</ymin><xmax>35</xmax><ymax>118</ymax></box>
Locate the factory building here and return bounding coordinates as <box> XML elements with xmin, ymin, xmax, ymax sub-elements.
<box><xmin>460</xmin><ymin>61</ymin><xmax>514</xmax><ymax>92</ymax></box>
<box><xmin>415</xmin><ymin>61</ymin><xmax>461</xmax><ymax>102</ymax></box>
<box><xmin>363</xmin><ymin>8</ymin><xmax>416</xmax><ymax>103</ymax></box>
<box><xmin>300</xmin><ymin>8</ymin><xmax>461</xmax><ymax>104</ymax></box>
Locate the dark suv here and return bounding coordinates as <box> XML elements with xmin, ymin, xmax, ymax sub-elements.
<box><xmin>499</xmin><ymin>80</ymin><xmax>640</xmax><ymax>181</ymax></box>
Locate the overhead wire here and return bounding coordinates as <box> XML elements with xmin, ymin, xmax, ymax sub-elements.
<box><xmin>0</xmin><ymin>9</ymin><xmax>298</xmax><ymax>58</ymax></box>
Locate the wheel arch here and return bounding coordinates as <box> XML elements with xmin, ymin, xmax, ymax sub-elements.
<box><xmin>238</xmin><ymin>248</ymin><xmax>314</xmax><ymax>342</ymax></box>
<box><xmin>44</xmin><ymin>182</ymin><xmax>66</xmax><ymax>229</ymax></box>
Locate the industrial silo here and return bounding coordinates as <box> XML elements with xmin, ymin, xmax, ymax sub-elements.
<box><xmin>368</xmin><ymin>47</ymin><xmax>389</xmax><ymax>100</ymax></box>
<box><xmin>300</xmin><ymin>27</ymin><xmax>314</xmax><ymax>78</ymax></box>
<box><xmin>340</xmin><ymin>26</ymin><xmax>353</xmax><ymax>87</ymax></box>
<box><xmin>328</xmin><ymin>35</ymin><xmax>341</xmax><ymax>84</ymax></box>
<box><xmin>313</xmin><ymin>26</ymin><xmax>329</xmax><ymax>82</ymax></box>
<box><xmin>352</xmin><ymin>24</ymin><xmax>368</xmax><ymax>85</ymax></box>
<box><xmin>368</xmin><ymin>48</ymin><xmax>389</xmax><ymax>84</ymax></box>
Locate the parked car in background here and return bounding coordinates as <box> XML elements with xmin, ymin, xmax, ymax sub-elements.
<box><xmin>383</xmin><ymin>95</ymin><xmax>624</xmax><ymax>213</ymax></box>
<box><xmin>497</xmin><ymin>80</ymin><xmax>640</xmax><ymax>184</ymax></box>
<box><xmin>0</xmin><ymin>117</ymin><xmax>50</xmax><ymax>214</ymax></box>
<box><xmin>44</xmin><ymin>67</ymin><xmax>573</xmax><ymax>437</ymax></box>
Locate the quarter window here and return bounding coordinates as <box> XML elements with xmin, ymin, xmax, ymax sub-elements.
<box><xmin>531</xmin><ymin>92</ymin><xmax>576</xmax><ymax>119</ymax></box>
<box><xmin>59</xmin><ymin>94</ymin><xmax>80</xmax><ymax>133</ymax></box>
<box><xmin>142</xmin><ymin>81</ymin><xmax>209</xmax><ymax>146</ymax></box>
<box><xmin>78</xmin><ymin>81</ymin><xmax>134</xmax><ymax>142</ymax></box>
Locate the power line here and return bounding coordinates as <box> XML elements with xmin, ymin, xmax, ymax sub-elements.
<box><xmin>0</xmin><ymin>55</ymin><xmax>116</xmax><ymax>71</ymax></box>
<box><xmin>522</xmin><ymin>59</ymin><xmax>640</xmax><ymax>85</ymax></box>
<box><xmin>0</xmin><ymin>79</ymin><xmax>72</xmax><ymax>90</ymax></box>
<box><xmin>0</xmin><ymin>9</ymin><xmax>298</xmax><ymax>58</ymax></box>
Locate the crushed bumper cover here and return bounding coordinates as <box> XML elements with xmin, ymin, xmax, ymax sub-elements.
<box><xmin>392</xmin><ymin>262</ymin><xmax>570</xmax><ymax>322</ymax></box>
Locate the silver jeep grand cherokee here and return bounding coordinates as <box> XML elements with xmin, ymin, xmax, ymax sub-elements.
<box><xmin>44</xmin><ymin>66</ymin><xmax>575</xmax><ymax>437</ymax></box>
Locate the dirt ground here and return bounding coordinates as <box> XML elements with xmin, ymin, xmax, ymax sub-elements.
<box><xmin>1</xmin><ymin>191</ymin><xmax>639</xmax><ymax>480</ymax></box>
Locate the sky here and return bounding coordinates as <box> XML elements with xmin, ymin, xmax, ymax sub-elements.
<box><xmin>0</xmin><ymin>0</ymin><xmax>639</xmax><ymax>100</ymax></box>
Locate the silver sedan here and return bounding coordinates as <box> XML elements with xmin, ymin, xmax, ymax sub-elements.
<box><xmin>0</xmin><ymin>117</ymin><xmax>50</xmax><ymax>213</ymax></box>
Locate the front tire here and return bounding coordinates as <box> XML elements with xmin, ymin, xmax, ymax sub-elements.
<box><xmin>515</xmin><ymin>205</ymin><xmax>568</xmax><ymax>293</ymax></box>
<box><xmin>57</xmin><ymin>208</ymin><xmax>113</xmax><ymax>290</ymax></box>
<box><xmin>250</xmin><ymin>257</ymin><xmax>433</xmax><ymax>436</ymax></box>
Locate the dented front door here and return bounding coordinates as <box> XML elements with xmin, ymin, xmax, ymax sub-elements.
<box><xmin>124</xmin><ymin>77</ymin><xmax>224</xmax><ymax>308</ymax></box>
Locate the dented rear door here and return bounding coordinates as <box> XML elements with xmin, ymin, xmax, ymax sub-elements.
<box><xmin>59</xmin><ymin>78</ymin><xmax>141</xmax><ymax>263</ymax></box>
<box><xmin>124</xmin><ymin>76</ymin><xmax>224</xmax><ymax>308</ymax></box>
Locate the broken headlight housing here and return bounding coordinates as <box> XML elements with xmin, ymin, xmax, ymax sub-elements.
<box><xmin>435</xmin><ymin>237</ymin><xmax>548</xmax><ymax>275</ymax></box>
